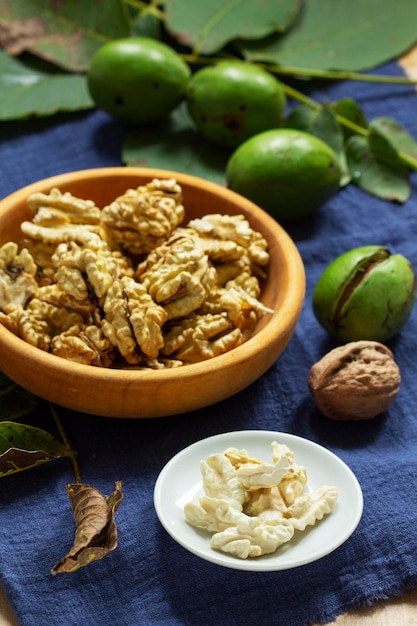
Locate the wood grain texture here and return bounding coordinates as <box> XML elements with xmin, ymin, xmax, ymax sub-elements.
<box><xmin>326</xmin><ymin>587</ymin><xmax>417</xmax><ymax>626</ymax></box>
<box><xmin>399</xmin><ymin>46</ymin><xmax>417</xmax><ymax>79</ymax></box>
<box><xmin>0</xmin><ymin>586</ymin><xmax>18</xmax><ymax>626</ymax></box>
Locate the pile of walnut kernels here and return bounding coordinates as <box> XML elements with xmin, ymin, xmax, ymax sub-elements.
<box><xmin>0</xmin><ymin>178</ymin><xmax>273</xmax><ymax>368</ymax></box>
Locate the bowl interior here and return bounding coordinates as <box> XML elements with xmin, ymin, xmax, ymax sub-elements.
<box><xmin>0</xmin><ymin>167</ymin><xmax>305</xmax><ymax>417</ymax></box>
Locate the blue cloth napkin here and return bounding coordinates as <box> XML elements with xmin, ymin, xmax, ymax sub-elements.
<box><xmin>1</xmin><ymin>60</ymin><xmax>417</xmax><ymax>626</ymax></box>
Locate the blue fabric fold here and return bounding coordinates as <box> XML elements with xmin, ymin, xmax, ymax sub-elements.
<box><xmin>1</xmin><ymin>60</ymin><xmax>417</xmax><ymax>626</ymax></box>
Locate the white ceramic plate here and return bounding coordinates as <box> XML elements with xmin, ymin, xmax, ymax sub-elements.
<box><xmin>154</xmin><ymin>430</ymin><xmax>363</xmax><ymax>572</ymax></box>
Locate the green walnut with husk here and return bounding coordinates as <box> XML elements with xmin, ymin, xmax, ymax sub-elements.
<box><xmin>87</xmin><ymin>38</ymin><xmax>190</xmax><ymax>125</ymax></box>
<box><xmin>226</xmin><ymin>129</ymin><xmax>341</xmax><ymax>221</ymax></box>
<box><xmin>186</xmin><ymin>60</ymin><xmax>287</xmax><ymax>148</ymax></box>
<box><xmin>313</xmin><ymin>246</ymin><xmax>417</xmax><ymax>342</ymax></box>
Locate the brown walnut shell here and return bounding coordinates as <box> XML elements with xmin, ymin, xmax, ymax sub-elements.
<box><xmin>308</xmin><ymin>340</ymin><xmax>401</xmax><ymax>420</ymax></box>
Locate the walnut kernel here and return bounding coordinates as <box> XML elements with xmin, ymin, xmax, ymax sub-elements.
<box><xmin>0</xmin><ymin>179</ymin><xmax>272</xmax><ymax>368</ymax></box>
<box><xmin>308</xmin><ymin>340</ymin><xmax>401</xmax><ymax>420</ymax></box>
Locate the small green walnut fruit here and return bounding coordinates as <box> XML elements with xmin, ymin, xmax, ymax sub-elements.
<box><xmin>87</xmin><ymin>37</ymin><xmax>190</xmax><ymax>124</ymax></box>
<box><xmin>186</xmin><ymin>61</ymin><xmax>287</xmax><ymax>148</ymax></box>
<box><xmin>313</xmin><ymin>246</ymin><xmax>417</xmax><ymax>342</ymax></box>
<box><xmin>226</xmin><ymin>129</ymin><xmax>341</xmax><ymax>221</ymax></box>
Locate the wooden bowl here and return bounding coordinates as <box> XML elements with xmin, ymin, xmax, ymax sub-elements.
<box><xmin>0</xmin><ymin>167</ymin><xmax>305</xmax><ymax>418</ymax></box>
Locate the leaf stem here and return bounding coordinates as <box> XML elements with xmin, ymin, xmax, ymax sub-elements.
<box><xmin>180</xmin><ymin>52</ymin><xmax>240</xmax><ymax>66</ymax></box>
<box><xmin>256</xmin><ymin>62</ymin><xmax>417</xmax><ymax>85</ymax></box>
<box><xmin>180</xmin><ymin>54</ymin><xmax>417</xmax><ymax>85</ymax></box>
<box><xmin>122</xmin><ymin>0</ymin><xmax>164</xmax><ymax>19</ymax></box>
<box><xmin>49</xmin><ymin>404</ymin><xmax>81</xmax><ymax>483</ymax></box>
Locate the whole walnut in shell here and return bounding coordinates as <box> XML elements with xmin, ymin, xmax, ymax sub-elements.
<box><xmin>308</xmin><ymin>341</ymin><xmax>400</xmax><ymax>420</ymax></box>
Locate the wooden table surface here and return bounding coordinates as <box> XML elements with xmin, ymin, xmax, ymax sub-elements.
<box><xmin>2</xmin><ymin>47</ymin><xmax>417</xmax><ymax>626</ymax></box>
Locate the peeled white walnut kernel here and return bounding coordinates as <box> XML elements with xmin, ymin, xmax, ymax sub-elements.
<box><xmin>184</xmin><ymin>443</ymin><xmax>338</xmax><ymax>559</ymax></box>
<box><xmin>308</xmin><ymin>340</ymin><xmax>401</xmax><ymax>421</ymax></box>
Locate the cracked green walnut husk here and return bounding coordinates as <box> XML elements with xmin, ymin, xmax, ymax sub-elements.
<box><xmin>313</xmin><ymin>246</ymin><xmax>417</xmax><ymax>342</ymax></box>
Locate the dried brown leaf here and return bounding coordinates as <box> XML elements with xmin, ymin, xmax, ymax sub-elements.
<box><xmin>0</xmin><ymin>17</ymin><xmax>45</xmax><ymax>55</ymax></box>
<box><xmin>0</xmin><ymin>0</ymin><xmax>131</xmax><ymax>72</ymax></box>
<box><xmin>51</xmin><ymin>481</ymin><xmax>124</xmax><ymax>575</ymax></box>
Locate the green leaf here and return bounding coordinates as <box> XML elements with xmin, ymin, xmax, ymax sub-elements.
<box><xmin>285</xmin><ymin>103</ymin><xmax>350</xmax><ymax>185</ymax></box>
<box><xmin>240</xmin><ymin>0</ymin><xmax>417</xmax><ymax>71</ymax></box>
<box><xmin>122</xmin><ymin>102</ymin><xmax>231</xmax><ymax>185</ymax></box>
<box><xmin>0</xmin><ymin>50</ymin><xmax>94</xmax><ymax>120</ymax></box>
<box><xmin>307</xmin><ymin>104</ymin><xmax>350</xmax><ymax>186</ymax></box>
<box><xmin>0</xmin><ymin>421</ymin><xmax>69</xmax><ymax>476</ymax></box>
<box><xmin>346</xmin><ymin>130</ymin><xmax>410</xmax><ymax>202</ymax></box>
<box><xmin>370</xmin><ymin>117</ymin><xmax>417</xmax><ymax>166</ymax></box>
<box><xmin>130</xmin><ymin>9</ymin><xmax>162</xmax><ymax>39</ymax></box>
<box><xmin>331</xmin><ymin>98</ymin><xmax>368</xmax><ymax>140</ymax></box>
<box><xmin>164</xmin><ymin>0</ymin><xmax>302</xmax><ymax>55</ymax></box>
<box><xmin>284</xmin><ymin>103</ymin><xmax>315</xmax><ymax>132</ymax></box>
<box><xmin>0</xmin><ymin>0</ymin><xmax>131</xmax><ymax>71</ymax></box>
<box><xmin>0</xmin><ymin>372</ymin><xmax>39</xmax><ymax>421</ymax></box>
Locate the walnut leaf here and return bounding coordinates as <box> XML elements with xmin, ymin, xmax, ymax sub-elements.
<box><xmin>51</xmin><ymin>480</ymin><xmax>124</xmax><ymax>575</ymax></box>
<box><xmin>0</xmin><ymin>17</ymin><xmax>45</xmax><ymax>56</ymax></box>
<box><xmin>0</xmin><ymin>421</ymin><xmax>69</xmax><ymax>477</ymax></box>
